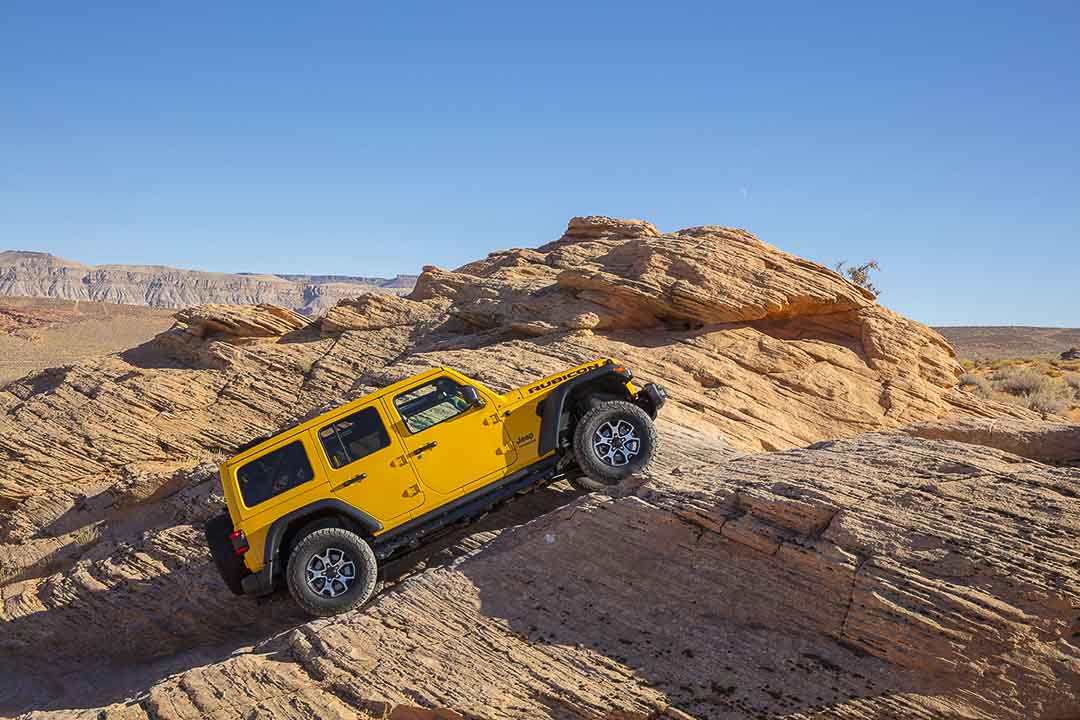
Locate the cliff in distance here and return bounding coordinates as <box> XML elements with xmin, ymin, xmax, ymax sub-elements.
<box><xmin>0</xmin><ymin>251</ymin><xmax>417</xmax><ymax>316</ymax></box>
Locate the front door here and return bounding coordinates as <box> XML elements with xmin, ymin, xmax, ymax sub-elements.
<box><xmin>388</xmin><ymin>374</ymin><xmax>516</xmax><ymax>496</ymax></box>
<box><xmin>314</xmin><ymin>403</ymin><xmax>425</xmax><ymax>525</ymax></box>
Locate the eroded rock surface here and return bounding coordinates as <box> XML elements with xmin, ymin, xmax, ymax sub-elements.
<box><xmin>0</xmin><ymin>217</ymin><xmax>1076</xmax><ymax>719</ymax></box>
<box><xmin>12</xmin><ymin>430</ymin><xmax>1078</xmax><ymax>720</ymax></box>
<box><xmin>903</xmin><ymin>416</ymin><xmax>1080</xmax><ymax>465</ymax></box>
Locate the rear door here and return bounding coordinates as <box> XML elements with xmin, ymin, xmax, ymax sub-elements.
<box><xmin>314</xmin><ymin>402</ymin><xmax>425</xmax><ymax>525</ymax></box>
<box><xmin>231</xmin><ymin>433</ymin><xmax>330</xmax><ymax>524</ymax></box>
<box><xmin>389</xmin><ymin>374</ymin><xmax>515</xmax><ymax>497</ymax></box>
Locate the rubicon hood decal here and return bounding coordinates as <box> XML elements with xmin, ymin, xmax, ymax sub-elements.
<box><xmin>525</xmin><ymin>361</ymin><xmax>606</xmax><ymax>395</ymax></box>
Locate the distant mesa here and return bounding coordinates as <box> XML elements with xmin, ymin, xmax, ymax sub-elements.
<box><xmin>0</xmin><ymin>250</ymin><xmax>417</xmax><ymax>316</ymax></box>
<box><xmin>935</xmin><ymin>325</ymin><xmax>1080</xmax><ymax>360</ymax></box>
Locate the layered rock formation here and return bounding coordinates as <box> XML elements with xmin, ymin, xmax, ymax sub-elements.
<box><xmin>15</xmin><ymin>428</ymin><xmax>1078</xmax><ymax>720</ymax></box>
<box><xmin>0</xmin><ymin>251</ymin><xmax>416</xmax><ymax>315</ymax></box>
<box><xmin>904</xmin><ymin>416</ymin><xmax>1080</xmax><ymax>465</ymax></box>
<box><xmin>0</xmin><ymin>217</ymin><xmax>1076</xmax><ymax>719</ymax></box>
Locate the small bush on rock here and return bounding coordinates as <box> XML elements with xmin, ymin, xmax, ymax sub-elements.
<box><xmin>833</xmin><ymin>260</ymin><xmax>881</xmax><ymax>297</ymax></box>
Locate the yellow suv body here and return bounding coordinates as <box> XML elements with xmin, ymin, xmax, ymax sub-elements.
<box><xmin>205</xmin><ymin>358</ymin><xmax>666</xmax><ymax>615</ymax></box>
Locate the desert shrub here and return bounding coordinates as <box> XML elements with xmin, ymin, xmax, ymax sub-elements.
<box><xmin>1066</xmin><ymin>373</ymin><xmax>1080</xmax><ymax>394</ymax></box>
<box><xmin>834</xmin><ymin>259</ymin><xmax>881</xmax><ymax>296</ymax></box>
<box><xmin>992</xmin><ymin>368</ymin><xmax>1053</xmax><ymax>397</ymax></box>
<box><xmin>1024</xmin><ymin>386</ymin><xmax>1071</xmax><ymax>415</ymax></box>
<box><xmin>958</xmin><ymin>373</ymin><xmax>992</xmax><ymax>397</ymax></box>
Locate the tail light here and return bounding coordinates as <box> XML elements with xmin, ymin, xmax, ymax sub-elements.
<box><xmin>229</xmin><ymin>529</ymin><xmax>249</xmax><ymax>556</ymax></box>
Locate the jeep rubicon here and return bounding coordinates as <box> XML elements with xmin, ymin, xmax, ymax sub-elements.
<box><xmin>205</xmin><ymin>358</ymin><xmax>666</xmax><ymax>617</ymax></box>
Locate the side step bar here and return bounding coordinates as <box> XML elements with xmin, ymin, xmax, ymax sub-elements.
<box><xmin>372</xmin><ymin>457</ymin><xmax>559</xmax><ymax>560</ymax></box>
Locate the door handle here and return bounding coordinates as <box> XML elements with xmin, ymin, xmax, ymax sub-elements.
<box><xmin>412</xmin><ymin>441</ymin><xmax>438</xmax><ymax>455</ymax></box>
<box><xmin>334</xmin><ymin>472</ymin><xmax>367</xmax><ymax>490</ymax></box>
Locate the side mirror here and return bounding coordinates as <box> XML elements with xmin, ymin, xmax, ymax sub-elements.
<box><xmin>461</xmin><ymin>386</ymin><xmax>485</xmax><ymax>408</ymax></box>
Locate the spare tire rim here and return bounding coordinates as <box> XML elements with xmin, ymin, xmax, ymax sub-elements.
<box><xmin>306</xmin><ymin>547</ymin><xmax>356</xmax><ymax>598</ymax></box>
<box><xmin>592</xmin><ymin>419</ymin><xmax>642</xmax><ymax>467</ymax></box>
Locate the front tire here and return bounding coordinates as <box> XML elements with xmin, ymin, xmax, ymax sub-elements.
<box><xmin>572</xmin><ymin>400</ymin><xmax>656</xmax><ymax>491</ymax></box>
<box><xmin>286</xmin><ymin>527</ymin><xmax>378</xmax><ymax>617</ymax></box>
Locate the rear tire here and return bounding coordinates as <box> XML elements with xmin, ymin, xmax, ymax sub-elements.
<box><xmin>204</xmin><ymin>512</ymin><xmax>246</xmax><ymax>596</ymax></box>
<box><xmin>286</xmin><ymin>527</ymin><xmax>378</xmax><ymax>618</ymax></box>
<box><xmin>572</xmin><ymin>400</ymin><xmax>656</xmax><ymax>491</ymax></box>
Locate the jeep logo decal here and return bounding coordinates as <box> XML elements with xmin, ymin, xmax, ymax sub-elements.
<box><xmin>525</xmin><ymin>362</ymin><xmax>604</xmax><ymax>395</ymax></box>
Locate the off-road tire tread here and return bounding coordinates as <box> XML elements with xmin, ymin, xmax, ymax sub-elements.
<box><xmin>572</xmin><ymin>400</ymin><xmax>656</xmax><ymax>491</ymax></box>
<box><xmin>286</xmin><ymin>527</ymin><xmax>378</xmax><ymax>618</ymax></box>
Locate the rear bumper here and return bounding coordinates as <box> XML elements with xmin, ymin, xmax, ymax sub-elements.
<box><xmin>636</xmin><ymin>383</ymin><xmax>667</xmax><ymax>418</ymax></box>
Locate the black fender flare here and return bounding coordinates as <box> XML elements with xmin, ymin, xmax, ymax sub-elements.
<box><xmin>260</xmin><ymin>499</ymin><xmax>383</xmax><ymax>580</ymax></box>
<box><xmin>537</xmin><ymin>363</ymin><xmax>632</xmax><ymax>456</ymax></box>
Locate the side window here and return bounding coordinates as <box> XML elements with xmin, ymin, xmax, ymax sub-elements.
<box><xmin>394</xmin><ymin>377</ymin><xmax>471</xmax><ymax>434</ymax></box>
<box><xmin>237</xmin><ymin>440</ymin><xmax>314</xmax><ymax>507</ymax></box>
<box><xmin>318</xmin><ymin>406</ymin><xmax>391</xmax><ymax>469</ymax></box>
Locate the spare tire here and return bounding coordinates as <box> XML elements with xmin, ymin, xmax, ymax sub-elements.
<box><xmin>204</xmin><ymin>512</ymin><xmax>247</xmax><ymax>596</ymax></box>
<box><xmin>572</xmin><ymin>400</ymin><xmax>657</xmax><ymax>491</ymax></box>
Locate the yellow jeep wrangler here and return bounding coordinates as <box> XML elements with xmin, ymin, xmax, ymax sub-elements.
<box><xmin>205</xmin><ymin>358</ymin><xmax>666</xmax><ymax>616</ymax></box>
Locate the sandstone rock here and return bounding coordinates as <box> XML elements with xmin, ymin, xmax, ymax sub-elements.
<box><xmin>10</xmin><ymin>429</ymin><xmax>1077</xmax><ymax>719</ymax></box>
<box><xmin>397</xmin><ymin>217</ymin><xmax>967</xmax><ymax>450</ymax></box>
<box><xmin>902</xmin><ymin>416</ymin><xmax>1080</xmax><ymax>465</ymax></box>
<box><xmin>423</xmin><ymin>221</ymin><xmax>878</xmax><ymax>333</ymax></box>
<box><xmin>1062</xmin><ymin>347</ymin><xmax>1080</xmax><ymax>361</ymax></box>
<box><xmin>0</xmin><ymin>216</ymin><xmax>1075</xmax><ymax>719</ymax></box>
<box><xmin>173</xmin><ymin>303</ymin><xmax>311</xmax><ymax>340</ymax></box>
<box><xmin>563</xmin><ymin>215</ymin><xmax>661</xmax><ymax>239</ymax></box>
<box><xmin>321</xmin><ymin>293</ymin><xmax>446</xmax><ymax>335</ymax></box>
<box><xmin>942</xmin><ymin>386</ymin><xmax>1048</xmax><ymax>421</ymax></box>
<box><xmin>0</xmin><ymin>216</ymin><xmax>976</xmax><ymax>556</ymax></box>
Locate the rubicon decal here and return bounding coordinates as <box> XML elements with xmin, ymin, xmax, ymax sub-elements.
<box><xmin>525</xmin><ymin>362</ymin><xmax>605</xmax><ymax>394</ymax></box>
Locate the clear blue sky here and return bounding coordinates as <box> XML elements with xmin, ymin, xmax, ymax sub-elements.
<box><xmin>2</xmin><ymin>2</ymin><xmax>1077</xmax><ymax>326</ymax></box>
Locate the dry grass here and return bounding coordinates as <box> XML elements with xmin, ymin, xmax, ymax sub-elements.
<box><xmin>991</xmin><ymin>368</ymin><xmax>1053</xmax><ymax>397</ymax></box>
<box><xmin>958</xmin><ymin>372</ymin><xmax>991</xmax><ymax>396</ymax></box>
<box><xmin>1025</xmin><ymin>387</ymin><xmax>1071</xmax><ymax>415</ymax></box>
<box><xmin>957</xmin><ymin>358</ymin><xmax>1080</xmax><ymax>418</ymax></box>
